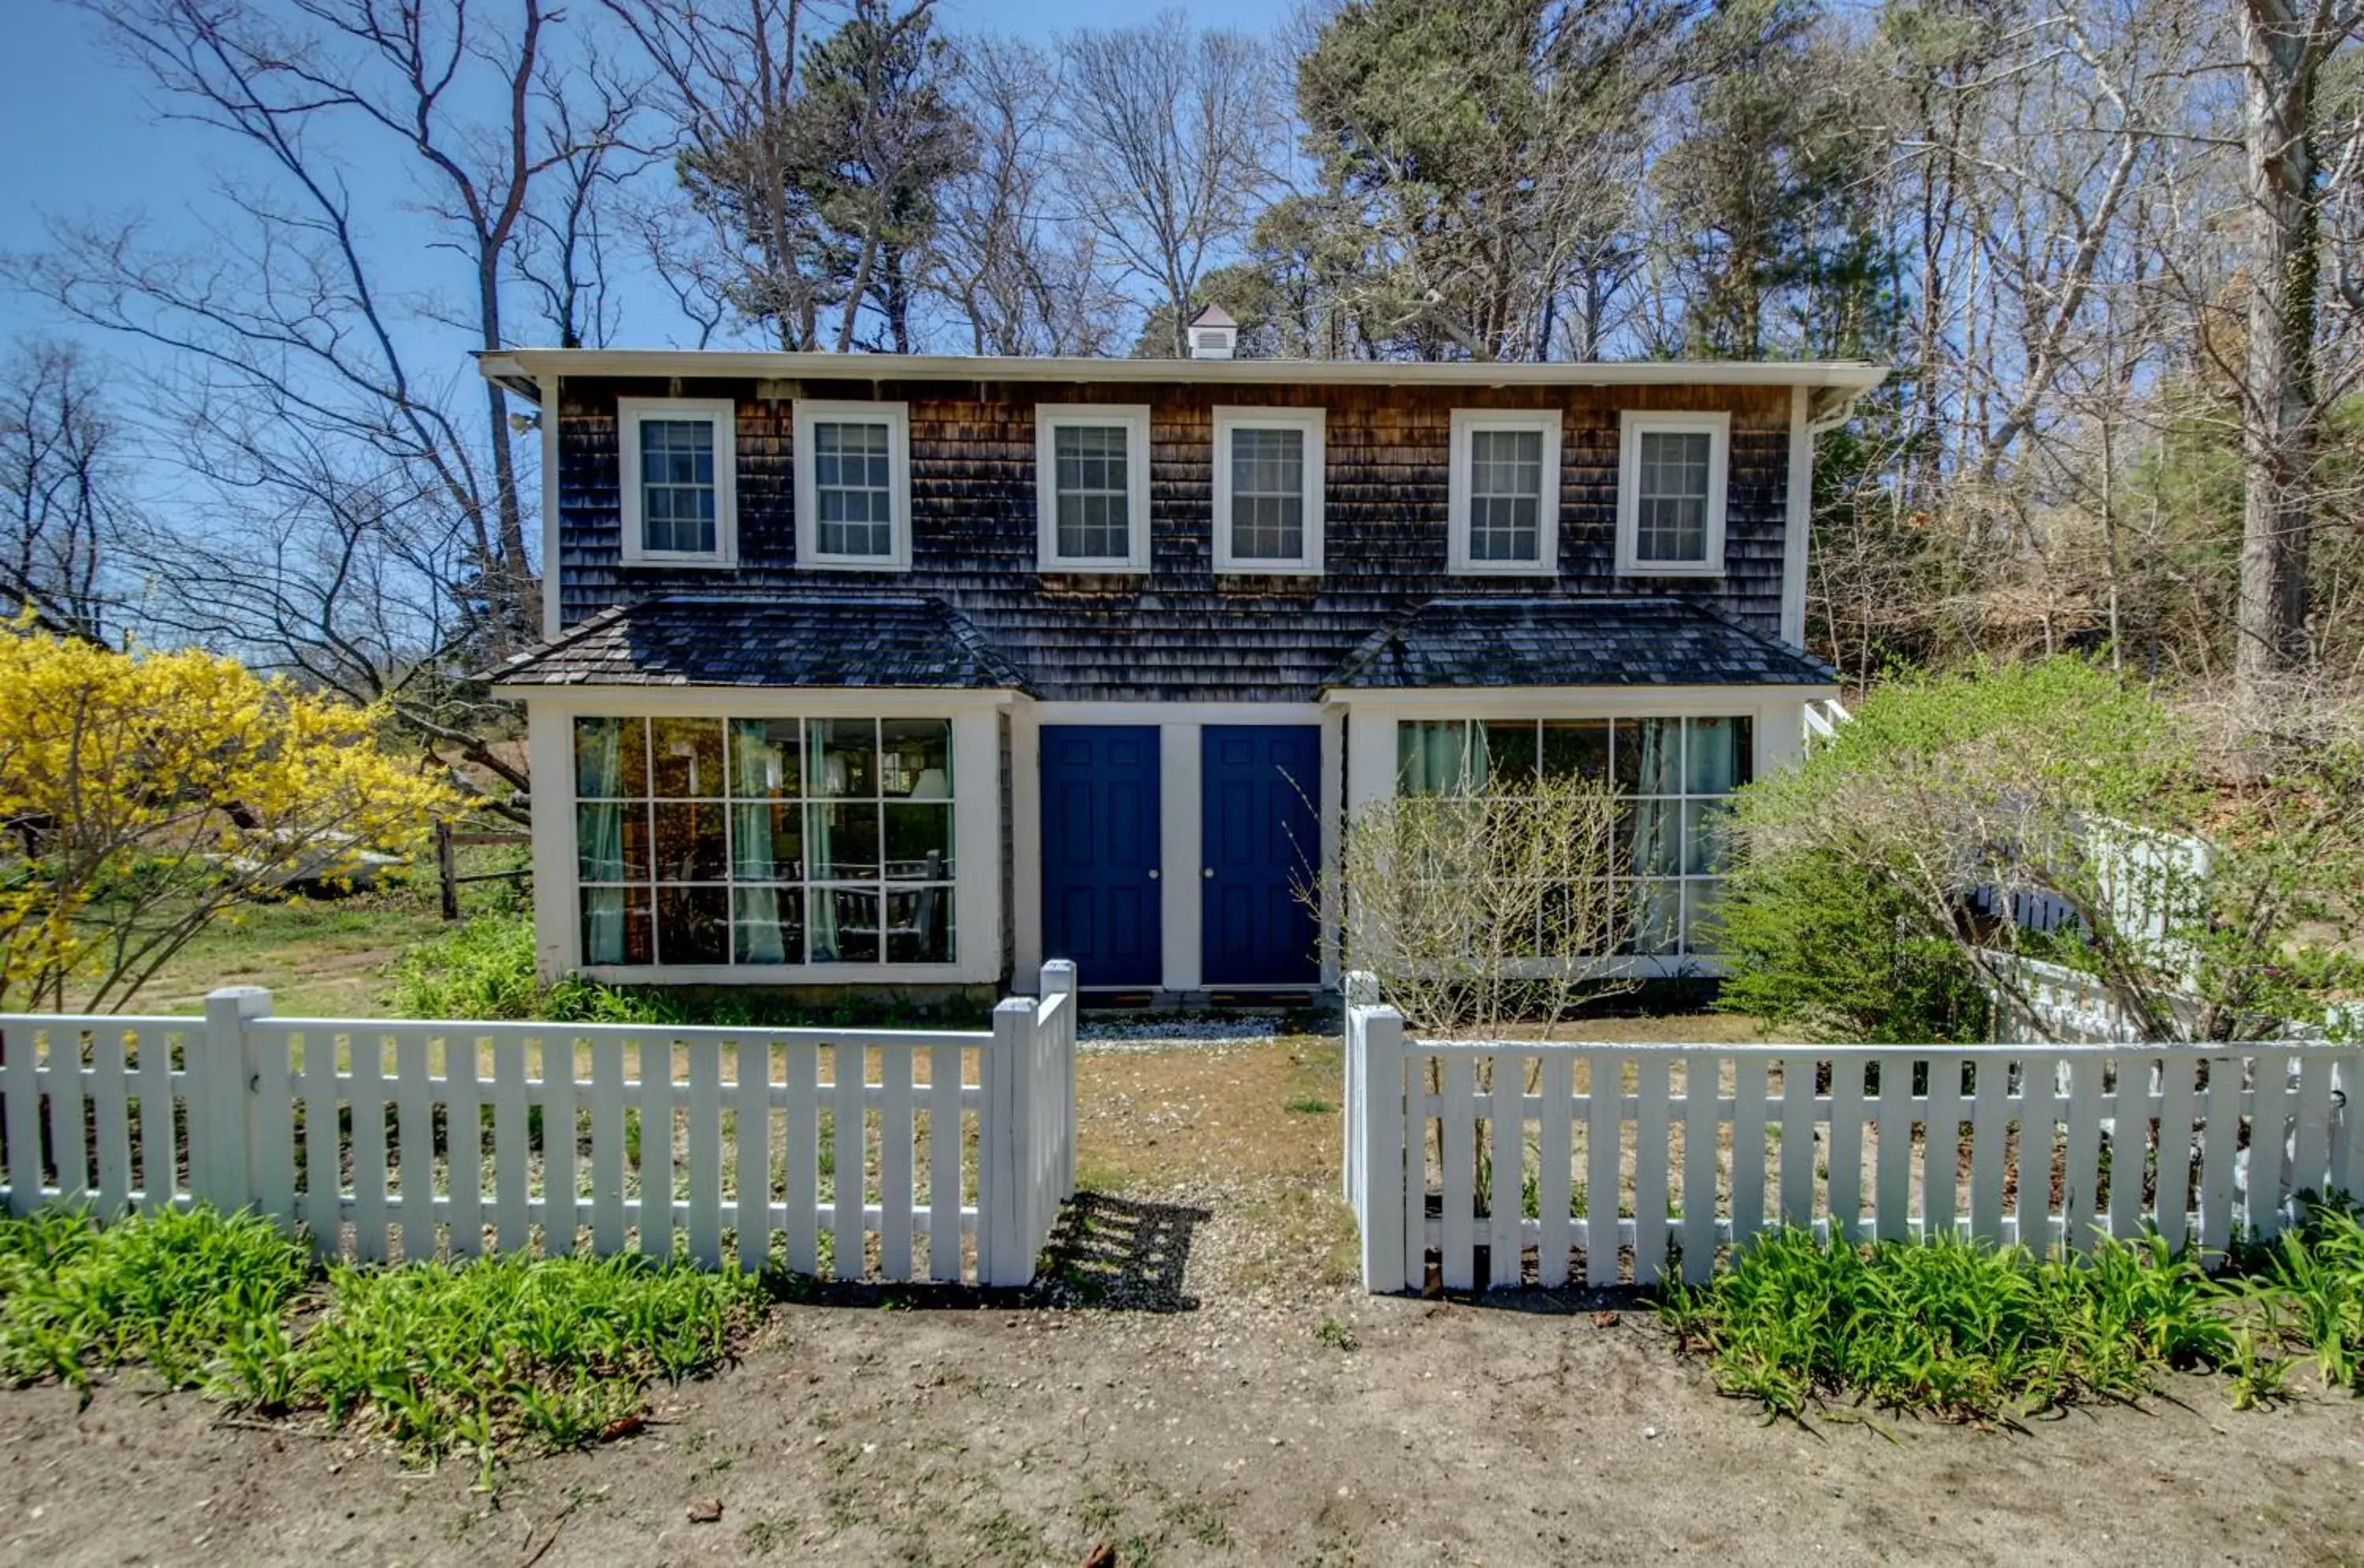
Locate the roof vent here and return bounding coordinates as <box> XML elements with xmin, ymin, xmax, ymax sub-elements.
<box><xmin>1188</xmin><ymin>303</ymin><xmax>1237</xmax><ymax>361</ymax></box>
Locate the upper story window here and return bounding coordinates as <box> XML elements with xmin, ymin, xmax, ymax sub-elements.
<box><xmin>1616</xmin><ymin>410</ymin><xmax>1729</xmax><ymax>576</ymax></box>
<box><xmin>1213</xmin><ymin>406</ymin><xmax>1324</xmax><ymax>574</ymax></box>
<box><xmin>619</xmin><ymin>398</ymin><xmax>738</xmax><ymax>567</ymax></box>
<box><xmin>1035</xmin><ymin>403</ymin><xmax>1151</xmax><ymax>572</ymax></box>
<box><xmin>794</xmin><ymin>400</ymin><xmax>912</xmax><ymax>571</ymax></box>
<box><xmin>1448</xmin><ymin>409</ymin><xmax>1560</xmax><ymax>575</ymax></box>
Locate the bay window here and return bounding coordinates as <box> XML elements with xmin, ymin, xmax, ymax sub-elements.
<box><xmin>1395</xmin><ymin>715</ymin><xmax>1750</xmax><ymax>957</ymax></box>
<box><xmin>574</xmin><ymin>714</ymin><xmax>956</xmax><ymax>968</ymax></box>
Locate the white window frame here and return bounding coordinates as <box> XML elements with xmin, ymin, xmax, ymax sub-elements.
<box><xmin>618</xmin><ymin>397</ymin><xmax>738</xmax><ymax>567</ymax></box>
<box><xmin>1212</xmin><ymin>406</ymin><xmax>1325</xmax><ymax>575</ymax></box>
<box><xmin>1448</xmin><ymin>407</ymin><xmax>1561</xmax><ymax>576</ymax></box>
<box><xmin>793</xmin><ymin>399</ymin><xmax>912</xmax><ymax>572</ymax></box>
<box><xmin>1035</xmin><ymin>403</ymin><xmax>1153</xmax><ymax>573</ymax></box>
<box><xmin>1615</xmin><ymin>409</ymin><xmax>1730</xmax><ymax>578</ymax></box>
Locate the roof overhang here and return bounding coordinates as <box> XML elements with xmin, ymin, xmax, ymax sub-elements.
<box><xmin>477</xmin><ymin>347</ymin><xmax>1890</xmax><ymax>403</ymax></box>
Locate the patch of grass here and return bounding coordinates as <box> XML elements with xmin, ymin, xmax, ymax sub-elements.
<box><xmin>1313</xmin><ymin>1314</ymin><xmax>1357</xmax><ymax>1352</ymax></box>
<box><xmin>1660</xmin><ymin>1227</ymin><xmax>2234</xmax><ymax>1422</ymax></box>
<box><xmin>1283</xmin><ymin>1098</ymin><xmax>1335</xmax><ymax>1116</ymax></box>
<box><xmin>0</xmin><ymin>1208</ymin><xmax>766</xmax><ymax>1488</ymax></box>
<box><xmin>0</xmin><ymin>1206</ymin><xmax>311</xmax><ymax>1400</ymax></box>
<box><xmin>299</xmin><ymin>1250</ymin><xmax>766</xmax><ymax>1480</ymax></box>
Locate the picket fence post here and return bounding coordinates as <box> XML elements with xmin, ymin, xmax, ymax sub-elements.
<box><xmin>983</xmin><ymin>994</ymin><xmax>1033</xmax><ymax>1287</ymax></box>
<box><xmin>1354</xmin><ymin>1003</ymin><xmax>1408</xmax><ymax>1293</ymax></box>
<box><xmin>195</xmin><ymin>986</ymin><xmax>272</xmax><ymax>1213</ymax></box>
<box><xmin>1041</xmin><ymin>960</ymin><xmax>1078</xmax><ymax>1201</ymax></box>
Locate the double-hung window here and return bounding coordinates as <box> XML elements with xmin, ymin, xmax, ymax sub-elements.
<box><xmin>619</xmin><ymin>398</ymin><xmax>737</xmax><ymax>566</ymax></box>
<box><xmin>1448</xmin><ymin>409</ymin><xmax>1560</xmax><ymax>574</ymax></box>
<box><xmin>1213</xmin><ymin>406</ymin><xmax>1324</xmax><ymax>574</ymax></box>
<box><xmin>794</xmin><ymin>400</ymin><xmax>912</xmax><ymax>570</ymax></box>
<box><xmin>1035</xmin><ymin>404</ymin><xmax>1152</xmax><ymax>572</ymax></box>
<box><xmin>1616</xmin><ymin>410</ymin><xmax>1729</xmax><ymax>575</ymax></box>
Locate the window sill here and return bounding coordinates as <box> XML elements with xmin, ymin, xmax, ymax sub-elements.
<box><xmin>581</xmin><ymin>961</ymin><xmax>977</xmax><ymax>986</ymax></box>
<box><xmin>1215</xmin><ymin>562</ymin><xmax>1322</xmax><ymax>578</ymax></box>
<box><xmin>619</xmin><ymin>555</ymin><xmax>739</xmax><ymax>570</ymax></box>
<box><xmin>1615</xmin><ymin>561</ymin><xmax>1726</xmax><ymax>578</ymax></box>
<box><xmin>1037</xmin><ymin>561</ymin><xmax>1150</xmax><ymax>576</ymax></box>
<box><xmin>1448</xmin><ymin>561</ymin><xmax>1555</xmax><ymax>577</ymax></box>
<box><xmin>800</xmin><ymin>556</ymin><xmax>912</xmax><ymax>573</ymax></box>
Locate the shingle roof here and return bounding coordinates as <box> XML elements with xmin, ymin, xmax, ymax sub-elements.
<box><xmin>486</xmin><ymin>595</ymin><xmax>1035</xmax><ymax>692</ymax></box>
<box><xmin>1323</xmin><ymin>597</ymin><xmax>1838</xmax><ymax>690</ymax></box>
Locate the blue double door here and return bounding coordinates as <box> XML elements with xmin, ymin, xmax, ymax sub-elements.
<box><xmin>1039</xmin><ymin>724</ymin><xmax>1321</xmax><ymax>989</ymax></box>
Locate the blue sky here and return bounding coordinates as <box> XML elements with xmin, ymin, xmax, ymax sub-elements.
<box><xmin>0</xmin><ymin>0</ymin><xmax>1282</xmax><ymax>356</ymax></box>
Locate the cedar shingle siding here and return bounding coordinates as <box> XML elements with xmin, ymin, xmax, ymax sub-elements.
<box><xmin>555</xmin><ymin>377</ymin><xmax>1797</xmax><ymax>701</ymax></box>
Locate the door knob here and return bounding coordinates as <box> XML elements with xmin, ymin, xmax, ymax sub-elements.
<box><xmin>1148</xmin><ymin>868</ymin><xmax>1160</xmax><ymax>880</ymax></box>
<box><xmin>1202</xmin><ymin>867</ymin><xmax>1214</xmax><ymax>879</ymax></box>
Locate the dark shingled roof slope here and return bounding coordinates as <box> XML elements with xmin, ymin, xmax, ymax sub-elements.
<box><xmin>1325</xmin><ymin>596</ymin><xmax>1838</xmax><ymax>690</ymax></box>
<box><xmin>489</xmin><ymin>595</ymin><xmax>1035</xmax><ymax>692</ymax></box>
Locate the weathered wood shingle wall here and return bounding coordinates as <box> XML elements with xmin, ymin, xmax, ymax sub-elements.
<box><xmin>554</xmin><ymin>377</ymin><xmax>1793</xmax><ymax>701</ymax></box>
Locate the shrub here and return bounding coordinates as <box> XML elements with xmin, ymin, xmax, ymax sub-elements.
<box><xmin>389</xmin><ymin>915</ymin><xmax>641</xmax><ymax>1022</ymax></box>
<box><xmin>1715</xmin><ymin>844</ymin><xmax>1990</xmax><ymax>1042</ymax></box>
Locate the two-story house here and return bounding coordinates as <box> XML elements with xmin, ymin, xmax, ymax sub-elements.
<box><xmin>479</xmin><ymin>324</ymin><xmax>1884</xmax><ymax>998</ymax></box>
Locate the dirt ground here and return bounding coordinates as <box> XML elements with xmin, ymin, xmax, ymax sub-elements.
<box><xmin>6</xmin><ymin>1034</ymin><xmax>2364</xmax><ymax>1567</ymax></box>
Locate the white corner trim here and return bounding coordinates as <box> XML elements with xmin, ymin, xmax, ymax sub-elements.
<box><xmin>793</xmin><ymin>399</ymin><xmax>913</xmax><ymax>572</ymax></box>
<box><xmin>617</xmin><ymin>396</ymin><xmax>739</xmax><ymax>567</ymax></box>
<box><xmin>1212</xmin><ymin>405</ymin><xmax>1325</xmax><ymax>574</ymax></box>
<box><xmin>538</xmin><ymin>373</ymin><xmax>562</xmax><ymax>641</ymax></box>
<box><xmin>1447</xmin><ymin>407</ymin><xmax>1561</xmax><ymax>576</ymax></box>
<box><xmin>1035</xmin><ymin>403</ymin><xmax>1153</xmax><ymax>573</ymax></box>
<box><xmin>1614</xmin><ymin>408</ymin><xmax>1729</xmax><ymax>578</ymax></box>
<box><xmin>1781</xmin><ymin>385</ymin><xmax>1812</xmax><ymax>648</ymax></box>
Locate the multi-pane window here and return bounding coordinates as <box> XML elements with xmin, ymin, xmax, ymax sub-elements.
<box><xmin>1395</xmin><ymin>715</ymin><xmax>1752</xmax><ymax>957</ymax></box>
<box><xmin>1229</xmin><ymin>429</ymin><xmax>1305</xmax><ymax>559</ymax></box>
<box><xmin>639</xmin><ymin>422</ymin><xmax>717</xmax><ymax>554</ymax></box>
<box><xmin>1449</xmin><ymin>410</ymin><xmax>1559</xmax><ymax>574</ymax></box>
<box><xmin>1467</xmin><ymin>430</ymin><xmax>1543</xmax><ymax>563</ymax></box>
<box><xmin>795</xmin><ymin>401</ymin><xmax>909</xmax><ymax>569</ymax></box>
<box><xmin>1617</xmin><ymin>411</ymin><xmax>1728</xmax><ymax>574</ymax></box>
<box><xmin>1634</xmin><ymin>431</ymin><xmax>1712</xmax><ymax>563</ymax></box>
<box><xmin>619</xmin><ymin>398</ymin><xmax>736</xmax><ymax>564</ymax></box>
<box><xmin>574</xmin><ymin>715</ymin><xmax>955</xmax><ymax>968</ymax></box>
<box><xmin>814</xmin><ymin>424</ymin><xmax>894</xmax><ymax>555</ymax></box>
<box><xmin>1053</xmin><ymin>425</ymin><xmax>1132</xmax><ymax>559</ymax></box>
<box><xmin>1214</xmin><ymin>407</ymin><xmax>1325</xmax><ymax>572</ymax></box>
<box><xmin>1035</xmin><ymin>404</ymin><xmax>1150</xmax><ymax>570</ymax></box>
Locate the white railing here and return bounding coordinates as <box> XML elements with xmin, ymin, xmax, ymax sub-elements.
<box><xmin>1801</xmin><ymin>695</ymin><xmax>1852</xmax><ymax>746</ymax></box>
<box><xmin>0</xmin><ymin>961</ymin><xmax>1080</xmax><ymax>1288</ymax></box>
<box><xmin>1342</xmin><ymin>975</ymin><xmax>2364</xmax><ymax>1295</ymax></box>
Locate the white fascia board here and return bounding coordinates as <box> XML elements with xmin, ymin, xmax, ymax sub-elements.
<box><xmin>1319</xmin><ymin>684</ymin><xmax>1838</xmax><ymax>713</ymax></box>
<box><xmin>498</xmin><ymin>685</ymin><xmax>1026</xmax><ymax>714</ymax></box>
<box><xmin>481</xmin><ymin>347</ymin><xmax>1892</xmax><ymax>396</ymax></box>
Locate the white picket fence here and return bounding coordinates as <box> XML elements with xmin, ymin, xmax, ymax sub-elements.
<box><xmin>0</xmin><ymin>962</ymin><xmax>1080</xmax><ymax>1287</ymax></box>
<box><xmin>1341</xmin><ymin>975</ymin><xmax>2364</xmax><ymax>1294</ymax></box>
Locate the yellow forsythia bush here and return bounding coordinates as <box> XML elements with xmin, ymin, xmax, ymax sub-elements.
<box><xmin>0</xmin><ymin>620</ymin><xmax>455</xmax><ymax>1011</ymax></box>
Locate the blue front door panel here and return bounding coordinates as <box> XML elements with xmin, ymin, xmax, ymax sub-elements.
<box><xmin>1039</xmin><ymin>726</ymin><xmax>1163</xmax><ymax>988</ymax></box>
<box><xmin>1201</xmin><ymin>726</ymin><xmax>1322</xmax><ymax>986</ymax></box>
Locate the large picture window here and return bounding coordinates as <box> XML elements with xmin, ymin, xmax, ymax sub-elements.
<box><xmin>1396</xmin><ymin>715</ymin><xmax>1750</xmax><ymax>957</ymax></box>
<box><xmin>574</xmin><ymin>715</ymin><xmax>955</xmax><ymax>968</ymax></box>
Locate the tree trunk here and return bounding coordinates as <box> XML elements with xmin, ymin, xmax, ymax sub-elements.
<box><xmin>2235</xmin><ymin>0</ymin><xmax>2322</xmax><ymax>700</ymax></box>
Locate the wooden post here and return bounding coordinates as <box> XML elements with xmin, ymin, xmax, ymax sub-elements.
<box><xmin>1039</xmin><ymin>960</ymin><xmax>1078</xmax><ymax>1200</ymax></box>
<box><xmin>983</xmin><ymin>996</ymin><xmax>1035</xmax><ymax>1286</ymax></box>
<box><xmin>435</xmin><ymin>819</ymin><xmax>460</xmax><ymax>921</ymax></box>
<box><xmin>197</xmin><ymin>987</ymin><xmax>272</xmax><ymax>1213</ymax></box>
<box><xmin>1355</xmin><ymin>1005</ymin><xmax>1407</xmax><ymax>1293</ymax></box>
